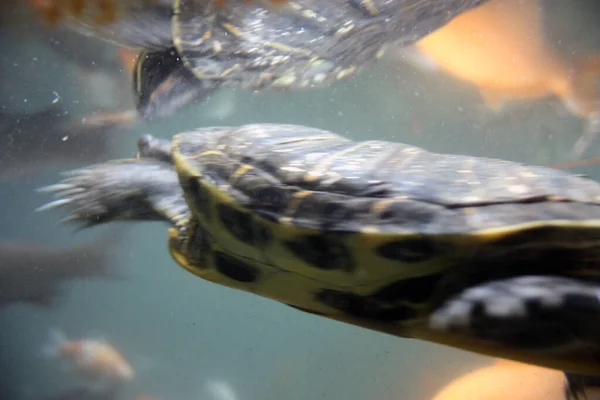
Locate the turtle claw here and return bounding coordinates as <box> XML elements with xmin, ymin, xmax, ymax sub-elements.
<box><xmin>37</xmin><ymin>159</ymin><xmax>187</xmax><ymax>228</ymax></box>
<box><xmin>36</xmin><ymin>183</ymin><xmax>76</xmax><ymax>193</ymax></box>
<box><xmin>35</xmin><ymin>198</ymin><xmax>73</xmax><ymax>212</ymax></box>
<box><xmin>56</xmin><ymin>188</ymin><xmax>86</xmax><ymax>198</ymax></box>
<box><xmin>36</xmin><ymin>169</ymin><xmax>112</xmax><ymax>225</ymax></box>
<box><xmin>37</xmin><ymin>184</ymin><xmax>86</xmax><ymax>199</ymax></box>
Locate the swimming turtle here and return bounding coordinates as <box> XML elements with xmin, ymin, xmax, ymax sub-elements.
<box><xmin>58</xmin><ymin>0</ymin><xmax>487</xmax><ymax>119</ymax></box>
<box><xmin>38</xmin><ymin>123</ymin><xmax>600</xmax><ymax>375</ymax></box>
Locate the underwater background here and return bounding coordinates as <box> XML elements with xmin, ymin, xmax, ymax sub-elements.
<box><xmin>2</xmin><ymin>1</ymin><xmax>600</xmax><ymax>399</ymax></box>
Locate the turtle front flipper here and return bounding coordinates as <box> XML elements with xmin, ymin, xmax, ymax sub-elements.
<box><xmin>428</xmin><ymin>276</ymin><xmax>600</xmax><ymax>372</ymax></box>
<box><xmin>134</xmin><ymin>49</ymin><xmax>221</xmax><ymax>120</ymax></box>
<box><xmin>37</xmin><ymin>159</ymin><xmax>189</xmax><ymax>230</ymax></box>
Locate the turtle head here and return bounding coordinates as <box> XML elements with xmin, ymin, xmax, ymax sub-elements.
<box><xmin>133</xmin><ymin>49</ymin><xmax>220</xmax><ymax>120</ymax></box>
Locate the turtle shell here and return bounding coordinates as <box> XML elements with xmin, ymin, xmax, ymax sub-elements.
<box><xmin>167</xmin><ymin>124</ymin><xmax>600</xmax><ymax>327</ymax></box>
<box><xmin>37</xmin><ymin>122</ymin><xmax>600</xmax><ymax>374</ymax></box>
<box><xmin>172</xmin><ymin>0</ymin><xmax>488</xmax><ymax>89</ymax></box>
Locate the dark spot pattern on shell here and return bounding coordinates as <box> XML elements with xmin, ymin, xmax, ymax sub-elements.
<box><xmin>253</xmin><ymin>186</ymin><xmax>289</xmax><ymax>211</ymax></box>
<box><xmin>377</xmin><ymin>238</ymin><xmax>446</xmax><ymax>262</ymax></box>
<box><xmin>214</xmin><ymin>252</ymin><xmax>259</xmax><ymax>283</ymax></box>
<box><xmin>185</xmin><ymin>177</ymin><xmax>213</xmax><ymax>221</ymax></box>
<box><xmin>253</xmin><ymin>209</ymin><xmax>281</xmax><ymax>223</ymax></box>
<box><xmin>255</xmin><ymin>224</ymin><xmax>272</xmax><ymax>247</ymax></box>
<box><xmin>377</xmin><ymin>200</ymin><xmax>439</xmax><ymax>226</ymax></box>
<box><xmin>289</xmin><ymin>193</ymin><xmax>358</xmax><ymax>230</ymax></box>
<box><xmin>209</xmin><ymin>161</ymin><xmax>239</xmax><ymax>184</ymax></box>
<box><xmin>316</xmin><ymin>289</ymin><xmax>418</xmax><ymax>322</ymax></box>
<box><xmin>372</xmin><ymin>274</ymin><xmax>444</xmax><ymax>305</ymax></box>
<box><xmin>226</xmin><ymin>163</ymin><xmax>291</xmax><ymax>214</ymax></box>
<box><xmin>316</xmin><ymin>274</ymin><xmax>447</xmax><ymax>321</ymax></box>
<box><xmin>320</xmin><ymin>201</ymin><xmax>356</xmax><ymax>229</ymax></box>
<box><xmin>185</xmin><ymin>222</ymin><xmax>212</xmax><ymax>268</ymax></box>
<box><xmin>254</xmin><ymin>159</ymin><xmax>281</xmax><ymax>177</ymax></box>
<box><xmin>284</xmin><ymin>235</ymin><xmax>354</xmax><ymax>272</ymax></box>
<box><xmin>217</xmin><ymin>203</ymin><xmax>255</xmax><ymax>245</ymax></box>
<box><xmin>489</xmin><ymin>226</ymin><xmax>600</xmax><ymax>249</ymax></box>
<box><xmin>193</xmin><ymin>150</ymin><xmax>238</xmax><ymax>185</ymax></box>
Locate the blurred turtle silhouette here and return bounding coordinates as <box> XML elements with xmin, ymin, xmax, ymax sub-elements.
<box><xmin>0</xmin><ymin>231</ymin><xmax>124</xmax><ymax>308</ymax></box>
<box><xmin>0</xmin><ymin>103</ymin><xmax>129</xmax><ymax>180</ymax></box>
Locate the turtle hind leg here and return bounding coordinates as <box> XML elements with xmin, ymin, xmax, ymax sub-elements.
<box><xmin>429</xmin><ymin>275</ymin><xmax>600</xmax><ymax>354</ymax></box>
<box><xmin>37</xmin><ymin>159</ymin><xmax>189</xmax><ymax>230</ymax></box>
